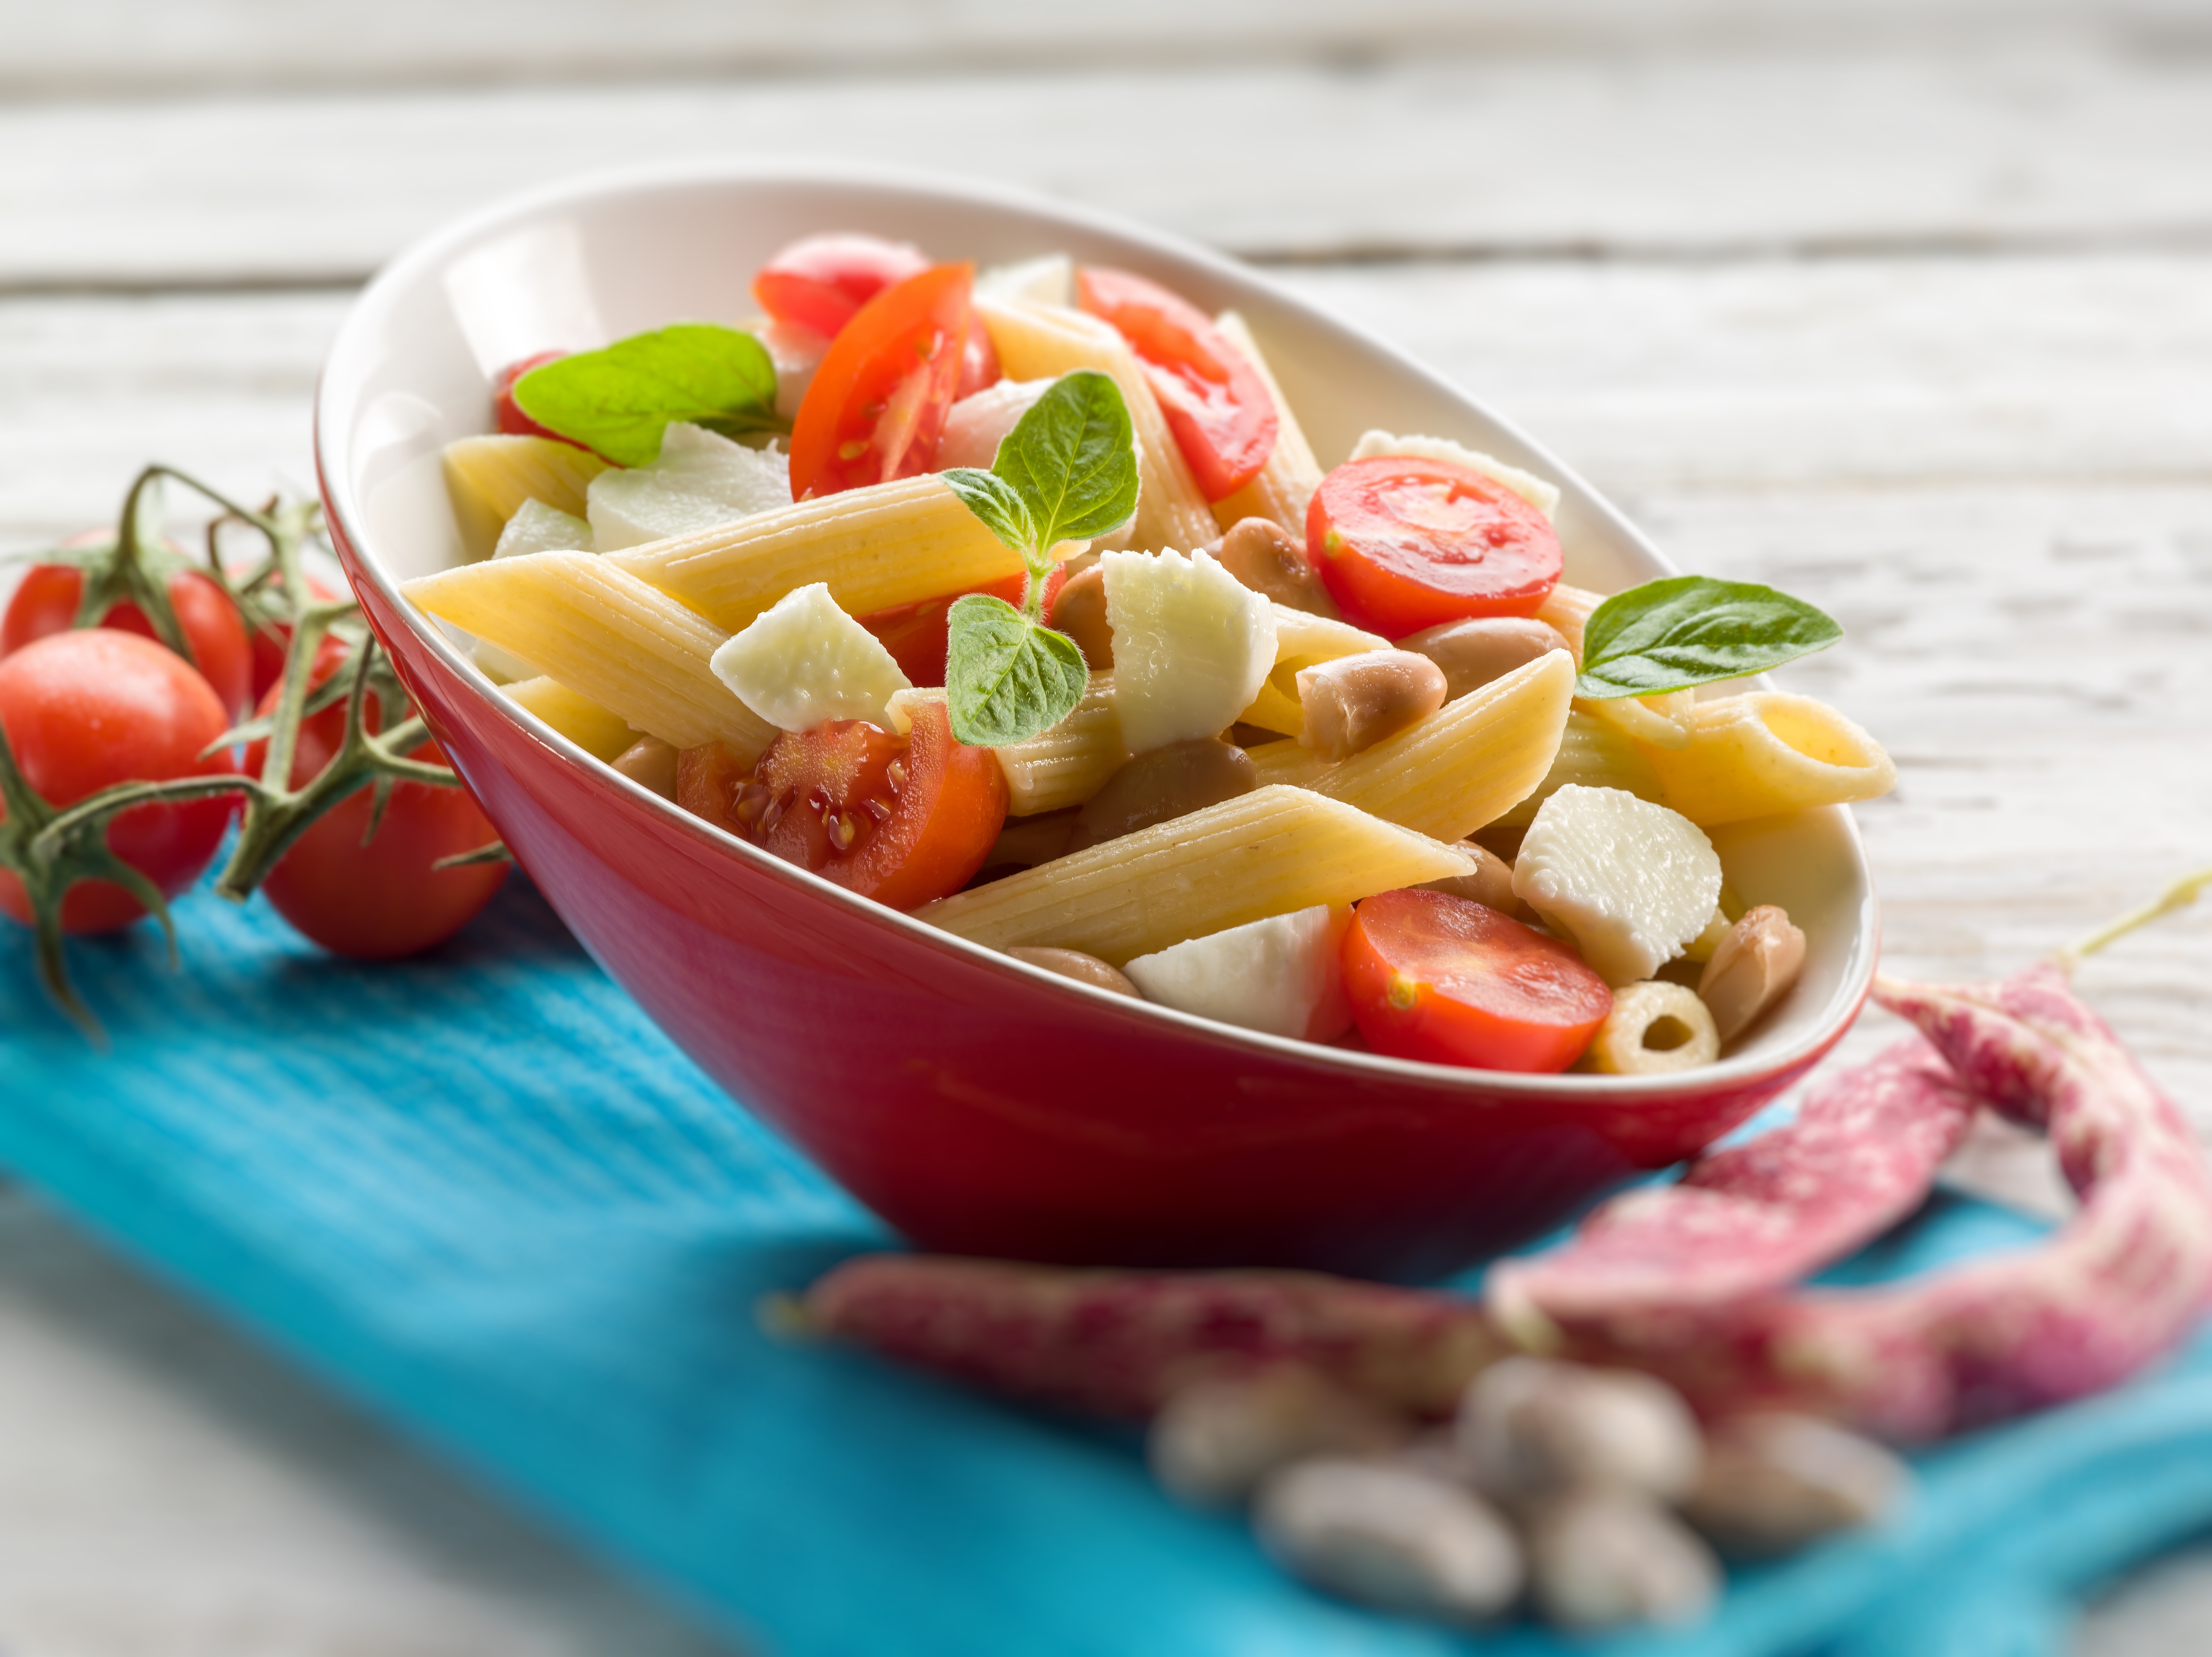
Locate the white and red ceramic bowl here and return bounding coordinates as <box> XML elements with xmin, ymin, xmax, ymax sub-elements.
<box><xmin>315</xmin><ymin>161</ymin><xmax>1877</xmax><ymax>1280</ymax></box>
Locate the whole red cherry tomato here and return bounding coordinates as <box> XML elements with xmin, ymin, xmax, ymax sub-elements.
<box><xmin>0</xmin><ymin>629</ymin><xmax>238</xmax><ymax>934</ymax></box>
<box><xmin>3</xmin><ymin>560</ymin><xmax>252</xmax><ymax>719</ymax></box>
<box><xmin>754</xmin><ymin>233</ymin><xmax>930</xmax><ymax>339</ymax></box>
<box><xmin>1307</xmin><ymin>455</ymin><xmax>1563</xmax><ymax>638</ymax></box>
<box><xmin>1341</xmin><ymin>888</ymin><xmax>1611</xmax><ymax>1073</ymax></box>
<box><xmin>676</xmin><ymin>699</ymin><xmax>1005</xmax><ymax>910</ymax></box>
<box><xmin>493</xmin><ymin>350</ymin><xmax>579</xmax><ymax>445</ymax></box>
<box><xmin>244</xmin><ymin>573</ymin><xmax>343</xmax><ymax>703</ymax></box>
<box><xmin>243</xmin><ymin>653</ymin><xmax>508</xmax><ymax>958</ymax></box>
<box><xmin>854</xmin><ymin>563</ymin><xmax>1069</xmax><ymax>688</ymax></box>
<box><xmin>1076</xmin><ymin>265</ymin><xmax>1279</xmax><ymax>501</ymax></box>
<box><xmin>787</xmin><ymin>264</ymin><xmax>976</xmax><ymax>501</ymax></box>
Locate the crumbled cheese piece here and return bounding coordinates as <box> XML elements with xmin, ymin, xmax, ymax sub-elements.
<box><xmin>1511</xmin><ymin>785</ymin><xmax>1722</xmax><ymax>986</ymax></box>
<box><xmin>1102</xmin><ymin>547</ymin><xmax>1277</xmax><ymax>754</ymax></box>
<box><xmin>709</xmin><ymin>583</ymin><xmax>911</xmax><ymax>733</ymax></box>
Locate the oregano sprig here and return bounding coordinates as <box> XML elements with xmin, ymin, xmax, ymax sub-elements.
<box><xmin>938</xmin><ymin>371</ymin><xmax>1139</xmax><ymax>747</ymax></box>
<box><xmin>1574</xmin><ymin>575</ymin><xmax>1843</xmax><ymax>700</ymax></box>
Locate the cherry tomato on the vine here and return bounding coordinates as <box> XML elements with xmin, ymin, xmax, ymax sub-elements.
<box><xmin>0</xmin><ymin>629</ymin><xmax>238</xmax><ymax>934</ymax></box>
<box><xmin>493</xmin><ymin>350</ymin><xmax>578</xmax><ymax>445</ymax></box>
<box><xmin>244</xmin><ymin>573</ymin><xmax>343</xmax><ymax>704</ymax></box>
<box><xmin>242</xmin><ymin>653</ymin><xmax>508</xmax><ymax>959</ymax></box>
<box><xmin>753</xmin><ymin>233</ymin><xmax>930</xmax><ymax>340</ymax></box>
<box><xmin>1076</xmin><ymin>265</ymin><xmax>1279</xmax><ymax>501</ymax></box>
<box><xmin>1341</xmin><ymin>888</ymin><xmax>1611</xmax><ymax>1073</ymax></box>
<box><xmin>676</xmin><ymin>699</ymin><xmax>1005</xmax><ymax>910</ymax></box>
<box><xmin>3</xmin><ymin>560</ymin><xmax>252</xmax><ymax>719</ymax></box>
<box><xmin>854</xmin><ymin>563</ymin><xmax>1069</xmax><ymax>688</ymax></box>
<box><xmin>787</xmin><ymin>263</ymin><xmax>976</xmax><ymax>501</ymax></box>
<box><xmin>1307</xmin><ymin>456</ymin><xmax>1563</xmax><ymax>638</ymax></box>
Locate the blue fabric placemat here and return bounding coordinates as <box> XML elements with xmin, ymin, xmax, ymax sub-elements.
<box><xmin>3</xmin><ymin>875</ymin><xmax>2209</xmax><ymax>1657</ymax></box>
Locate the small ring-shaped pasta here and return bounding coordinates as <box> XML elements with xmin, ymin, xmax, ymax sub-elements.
<box><xmin>1585</xmin><ymin>981</ymin><xmax>1721</xmax><ymax>1075</ymax></box>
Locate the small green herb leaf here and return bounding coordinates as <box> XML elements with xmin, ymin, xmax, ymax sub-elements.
<box><xmin>992</xmin><ymin>370</ymin><xmax>1140</xmax><ymax>550</ymax></box>
<box><xmin>943</xmin><ymin>594</ymin><xmax>1088</xmax><ymax>747</ymax></box>
<box><xmin>1576</xmin><ymin>575</ymin><xmax>1843</xmax><ymax>700</ymax></box>
<box><xmin>940</xmin><ymin>468</ymin><xmax>1038</xmax><ymax>556</ymax></box>
<box><xmin>511</xmin><ymin>324</ymin><xmax>786</xmax><ymax>467</ymax></box>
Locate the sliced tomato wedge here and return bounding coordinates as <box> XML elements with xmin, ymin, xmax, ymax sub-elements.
<box><xmin>753</xmin><ymin>233</ymin><xmax>931</xmax><ymax>340</ymax></box>
<box><xmin>1342</xmin><ymin>888</ymin><xmax>1611</xmax><ymax>1073</ymax></box>
<box><xmin>787</xmin><ymin>264</ymin><xmax>976</xmax><ymax>501</ymax></box>
<box><xmin>1075</xmin><ymin>265</ymin><xmax>1278</xmax><ymax>501</ymax></box>
<box><xmin>955</xmin><ymin>318</ymin><xmax>1002</xmax><ymax>401</ymax></box>
<box><xmin>493</xmin><ymin>351</ymin><xmax>578</xmax><ymax>445</ymax></box>
<box><xmin>675</xmin><ymin>698</ymin><xmax>1005</xmax><ymax>910</ymax></box>
<box><xmin>1307</xmin><ymin>456</ymin><xmax>1562</xmax><ymax>638</ymax></box>
<box><xmin>854</xmin><ymin>563</ymin><xmax>1069</xmax><ymax>688</ymax></box>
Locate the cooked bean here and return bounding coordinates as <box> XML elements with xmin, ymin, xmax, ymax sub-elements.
<box><xmin>612</xmin><ymin>734</ymin><xmax>679</xmax><ymax>799</ymax></box>
<box><xmin>1295</xmin><ymin>651</ymin><xmax>1447</xmax><ymax>761</ymax></box>
<box><xmin>1255</xmin><ymin>1459</ymin><xmax>1524</xmax><ymax>1624</ymax></box>
<box><xmin>1584</xmin><ymin>980</ymin><xmax>1721</xmax><ymax>1075</ymax></box>
<box><xmin>1527</xmin><ymin>1489</ymin><xmax>1720</xmax><ymax>1632</ymax></box>
<box><xmin>1457</xmin><ymin>1357</ymin><xmax>1702</xmax><ymax>1505</ymax></box>
<box><xmin>1401</xmin><ymin>617</ymin><xmax>1571</xmax><ymax>700</ymax></box>
<box><xmin>1149</xmin><ymin>1365</ymin><xmax>1408</xmax><ymax>1507</ymax></box>
<box><xmin>1006</xmin><ymin>946</ymin><xmax>1141</xmax><ymax>999</ymax></box>
<box><xmin>1207</xmin><ymin>515</ymin><xmax>1339</xmax><ymax>618</ymax></box>
<box><xmin>1419</xmin><ymin>842</ymin><xmax>1519</xmax><ymax>913</ymax></box>
<box><xmin>1698</xmin><ymin>904</ymin><xmax>1807</xmax><ymax>1043</ymax></box>
<box><xmin>1049</xmin><ymin>562</ymin><xmax>1114</xmax><ymax>670</ymax></box>
<box><xmin>1682</xmin><ymin>1411</ymin><xmax>1909</xmax><ymax>1558</ymax></box>
<box><xmin>986</xmin><ymin>810</ymin><xmax>1077</xmax><ymax>869</ymax></box>
<box><xmin>1067</xmin><ymin>738</ymin><xmax>1258</xmax><ymax>851</ymax></box>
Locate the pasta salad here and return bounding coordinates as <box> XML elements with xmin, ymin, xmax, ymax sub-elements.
<box><xmin>407</xmin><ymin>233</ymin><xmax>1896</xmax><ymax>1077</ymax></box>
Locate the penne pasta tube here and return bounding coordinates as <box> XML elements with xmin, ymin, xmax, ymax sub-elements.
<box><xmin>1243</xmin><ymin>737</ymin><xmax>1332</xmax><ymax>790</ymax></box>
<box><xmin>1535</xmin><ymin>582</ymin><xmax>1603</xmax><ymax>665</ymax></box>
<box><xmin>1638</xmin><ymin>693</ymin><xmax>1898</xmax><ymax>825</ymax></box>
<box><xmin>442</xmin><ymin>434</ymin><xmax>611</xmax><ymax>560</ymax></box>
<box><xmin>500</xmin><ymin>675</ymin><xmax>638</xmax><ymax>762</ymax></box>
<box><xmin>913</xmin><ymin>785</ymin><xmax>1475</xmax><ymax>965</ymax></box>
<box><xmin>1210</xmin><ymin>310</ymin><xmax>1326</xmax><ymax>538</ymax></box>
<box><xmin>1313</xmin><ymin>649</ymin><xmax>1576</xmax><ymax>842</ymax></box>
<box><xmin>992</xmin><ymin>675</ymin><xmax>1127</xmax><ymax>816</ymax></box>
<box><xmin>403</xmin><ymin>552</ymin><xmax>778</xmax><ymax>761</ymax></box>
<box><xmin>977</xmin><ymin>296</ymin><xmax>1221</xmax><ymax>554</ymax></box>
<box><xmin>1239</xmin><ymin>604</ymin><xmax>1394</xmax><ymax>736</ymax></box>
<box><xmin>1492</xmin><ymin>708</ymin><xmax>1668</xmax><ymax>827</ymax></box>
<box><xmin>606</xmin><ymin>474</ymin><xmax>1071</xmax><ymax>633</ymax></box>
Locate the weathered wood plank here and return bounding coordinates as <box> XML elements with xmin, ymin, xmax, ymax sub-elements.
<box><xmin>12</xmin><ymin>51</ymin><xmax>2212</xmax><ymax>286</ymax></box>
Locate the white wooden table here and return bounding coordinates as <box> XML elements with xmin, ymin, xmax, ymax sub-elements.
<box><xmin>4</xmin><ymin>4</ymin><xmax>2211</xmax><ymax>1650</ymax></box>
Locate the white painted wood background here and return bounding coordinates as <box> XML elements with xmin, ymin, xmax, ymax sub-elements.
<box><xmin>4</xmin><ymin>2</ymin><xmax>2212</xmax><ymax>1650</ymax></box>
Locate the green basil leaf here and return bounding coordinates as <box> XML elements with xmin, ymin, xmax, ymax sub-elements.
<box><xmin>939</xmin><ymin>468</ymin><xmax>1037</xmax><ymax>555</ymax></box>
<box><xmin>944</xmin><ymin>594</ymin><xmax>1088</xmax><ymax>747</ymax></box>
<box><xmin>510</xmin><ymin>324</ymin><xmax>786</xmax><ymax>467</ymax></box>
<box><xmin>992</xmin><ymin>370</ymin><xmax>1140</xmax><ymax>550</ymax></box>
<box><xmin>1576</xmin><ymin>575</ymin><xmax>1843</xmax><ymax>699</ymax></box>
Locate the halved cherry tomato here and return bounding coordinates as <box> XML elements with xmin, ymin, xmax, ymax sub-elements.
<box><xmin>787</xmin><ymin>264</ymin><xmax>977</xmax><ymax>501</ymax></box>
<box><xmin>955</xmin><ymin>318</ymin><xmax>1002</xmax><ymax>401</ymax></box>
<box><xmin>854</xmin><ymin>563</ymin><xmax>1069</xmax><ymax>688</ymax></box>
<box><xmin>1307</xmin><ymin>456</ymin><xmax>1562</xmax><ymax>638</ymax></box>
<box><xmin>0</xmin><ymin>629</ymin><xmax>238</xmax><ymax>934</ymax></box>
<box><xmin>242</xmin><ymin>650</ymin><xmax>508</xmax><ymax>958</ymax></box>
<box><xmin>1342</xmin><ymin>888</ymin><xmax>1611</xmax><ymax>1073</ymax></box>
<box><xmin>754</xmin><ymin>233</ymin><xmax>930</xmax><ymax>340</ymax></box>
<box><xmin>3</xmin><ymin>559</ymin><xmax>253</xmax><ymax>720</ymax></box>
<box><xmin>493</xmin><ymin>350</ymin><xmax>578</xmax><ymax>445</ymax></box>
<box><xmin>676</xmin><ymin>699</ymin><xmax>1005</xmax><ymax>910</ymax></box>
<box><xmin>1075</xmin><ymin>265</ymin><xmax>1278</xmax><ymax>501</ymax></box>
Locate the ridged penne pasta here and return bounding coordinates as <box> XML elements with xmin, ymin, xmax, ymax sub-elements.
<box><xmin>992</xmin><ymin>674</ymin><xmax>1126</xmax><ymax>815</ymax></box>
<box><xmin>1239</xmin><ymin>604</ymin><xmax>1393</xmax><ymax>736</ymax></box>
<box><xmin>501</xmin><ymin>675</ymin><xmax>638</xmax><ymax>762</ymax></box>
<box><xmin>1210</xmin><ymin>310</ymin><xmax>1326</xmax><ymax>538</ymax></box>
<box><xmin>442</xmin><ymin>435</ymin><xmax>611</xmax><ymax>560</ymax></box>
<box><xmin>1639</xmin><ymin>693</ymin><xmax>1898</xmax><ymax>825</ymax></box>
<box><xmin>913</xmin><ymin>785</ymin><xmax>1475</xmax><ymax>965</ymax></box>
<box><xmin>977</xmin><ymin>296</ymin><xmax>1221</xmax><ymax>554</ymax></box>
<box><xmin>1243</xmin><ymin>737</ymin><xmax>1332</xmax><ymax>790</ymax></box>
<box><xmin>1492</xmin><ymin>708</ymin><xmax>1668</xmax><ymax>827</ymax></box>
<box><xmin>402</xmin><ymin>552</ymin><xmax>778</xmax><ymax>761</ymax></box>
<box><xmin>606</xmin><ymin>474</ymin><xmax>1059</xmax><ymax>633</ymax></box>
<box><xmin>1535</xmin><ymin>582</ymin><xmax>1603</xmax><ymax>664</ymax></box>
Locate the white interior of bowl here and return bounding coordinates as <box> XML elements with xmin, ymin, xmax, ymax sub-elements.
<box><xmin>317</xmin><ymin>158</ymin><xmax>1877</xmax><ymax>1100</ymax></box>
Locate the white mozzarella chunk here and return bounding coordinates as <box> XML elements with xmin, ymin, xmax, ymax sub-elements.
<box><xmin>586</xmin><ymin>422</ymin><xmax>791</xmax><ymax>551</ymax></box>
<box><xmin>1124</xmin><ymin>904</ymin><xmax>1354</xmax><ymax>1042</ymax></box>
<box><xmin>493</xmin><ymin>496</ymin><xmax>592</xmax><ymax>558</ymax></box>
<box><xmin>977</xmin><ymin>253</ymin><xmax>1075</xmax><ymax>309</ymax></box>
<box><xmin>753</xmin><ymin>317</ymin><xmax>831</xmax><ymax>422</ymax></box>
<box><xmin>1349</xmin><ymin>430</ymin><xmax>1560</xmax><ymax>519</ymax></box>
<box><xmin>1511</xmin><ymin>785</ymin><xmax>1723</xmax><ymax>987</ymax></box>
<box><xmin>709</xmin><ymin>582</ymin><xmax>912</xmax><ymax>733</ymax></box>
<box><xmin>1103</xmin><ymin>547</ymin><xmax>1278</xmax><ymax>754</ymax></box>
<box><xmin>935</xmin><ymin>377</ymin><xmax>1057</xmax><ymax>471</ymax></box>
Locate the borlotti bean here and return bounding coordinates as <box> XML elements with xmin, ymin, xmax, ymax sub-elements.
<box><xmin>1005</xmin><ymin>946</ymin><xmax>1142</xmax><ymax>999</ymax></box>
<box><xmin>1699</xmin><ymin>903</ymin><xmax>1808</xmax><ymax>1042</ymax></box>
<box><xmin>1294</xmin><ymin>651</ymin><xmax>1448</xmax><ymax>762</ymax></box>
<box><xmin>1456</xmin><ymin>1357</ymin><xmax>1702</xmax><ymax>1506</ymax></box>
<box><xmin>1401</xmin><ymin>615</ymin><xmax>1571</xmax><ymax>701</ymax></box>
<box><xmin>1208</xmin><ymin>516</ymin><xmax>1341</xmax><ymax>619</ymax></box>
<box><xmin>1525</xmin><ymin>1488</ymin><xmax>1721</xmax><ymax>1632</ymax></box>
<box><xmin>1066</xmin><ymin>737</ymin><xmax>1257</xmax><ymax>852</ymax></box>
<box><xmin>1255</xmin><ymin>1459</ymin><xmax>1525</xmax><ymax>1624</ymax></box>
<box><xmin>1417</xmin><ymin>840</ymin><xmax>1520</xmax><ymax>914</ymax></box>
<box><xmin>1148</xmin><ymin>1365</ymin><xmax>1407</xmax><ymax>1507</ymax></box>
<box><xmin>1683</xmin><ymin>1412</ymin><xmax>1910</xmax><ymax>1558</ymax></box>
<box><xmin>1047</xmin><ymin>562</ymin><xmax>1115</xmax><ymax>670</ymax></box>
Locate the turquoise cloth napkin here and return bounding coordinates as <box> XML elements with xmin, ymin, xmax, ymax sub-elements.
<box><xmin>3</xmin><ymin>875</ymin><xmax>2209</xmax><ymax>1657</ymax></box>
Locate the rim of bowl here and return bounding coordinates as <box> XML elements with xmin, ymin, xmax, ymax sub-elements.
<box><xmin>316</xmin><ymin>155</ymin><xmax>1878</xmax><ymax>1103</ymax></box>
